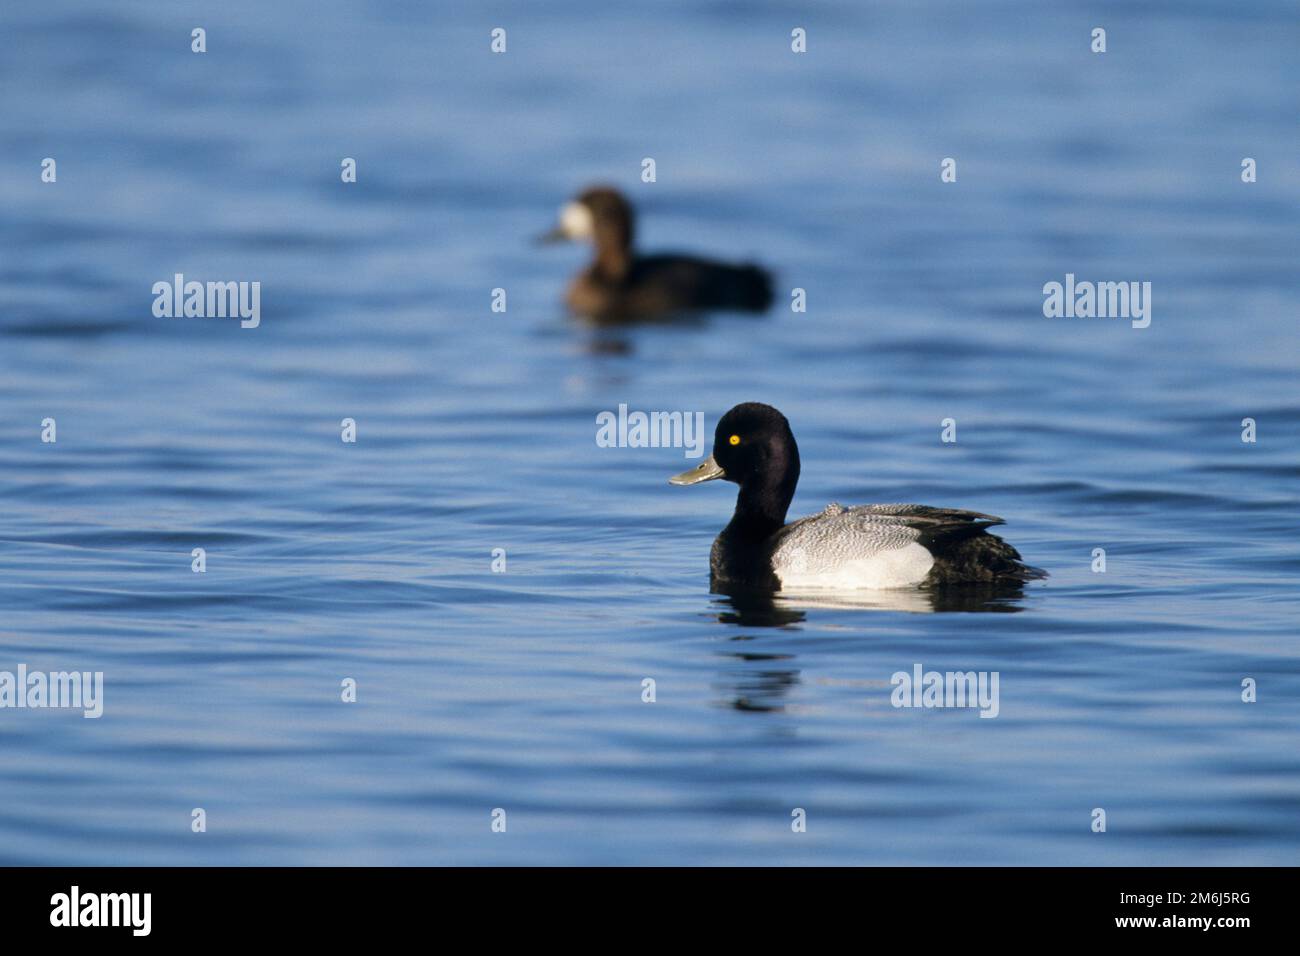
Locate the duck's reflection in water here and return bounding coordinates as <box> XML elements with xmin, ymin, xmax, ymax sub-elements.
<box><xmin>708</xmin><ymin>582</ymin><xmax>1031</xmax><ymax>713</ymax></box>
<box><xmin>713</xmin><ymin>580</ymin><xmax>1031</xmax><ymax>621</ymax></box>
<box><xmin>573</xmin><ymin>312</ymin><xmax>719</xmax><ymax>359</ymax></box>
<box><xmin>716</xmin><ymin>635</ymin><xmax>800</xmax><ymax>713</ymax></box>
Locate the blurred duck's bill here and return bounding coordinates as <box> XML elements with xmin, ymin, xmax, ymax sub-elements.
<box><xmin>537</xmin><ymin>201</ymin><xmax>595</xmax><ymax>244</ymax></box>
<box><xmin>669</xmin><ymin>456</ymin><xmax>725</xmax><ymax>485</ymax></box>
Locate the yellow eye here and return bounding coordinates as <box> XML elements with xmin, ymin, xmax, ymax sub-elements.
<box><xmin>728</xmin><ymin>434</ymin><xmax>741</xmax><ymax>446</ymax></box>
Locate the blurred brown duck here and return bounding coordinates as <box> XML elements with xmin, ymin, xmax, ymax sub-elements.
<box><xmin>539</xmin><ymin>186</ymin><xmax>773</xmax><ymax>321</ymax></box>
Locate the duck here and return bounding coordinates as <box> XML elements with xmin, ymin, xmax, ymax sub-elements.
<box><xmin>539</xmin><ymin>186</ymin><xmax>773</xmax><ymax>321</ymax></box>
<box><xmin>669</xmin><ymin>403</ymin><xmax>1045</xmax><ymax>591</ymax></box>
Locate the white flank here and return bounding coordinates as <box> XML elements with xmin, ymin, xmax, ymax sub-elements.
<box><xmin>775</xmin><ymin>542</ymin><xmax>935</xmax><ymax>590</ymax></box>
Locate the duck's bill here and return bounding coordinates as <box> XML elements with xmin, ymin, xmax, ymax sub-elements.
<box><xmin>534</xmin><ymin>226</ymin><xmax>569</xmax><ymax>245</ymax></box>
<box><xmin>669</xmin><ymin>455</ymin><xmax>725</xmax><ymax>485</ymax></box>
<box><xmin>537</xmin><ymin>202</ymin><xmax>594</xmax><ymax>245</ymax></box>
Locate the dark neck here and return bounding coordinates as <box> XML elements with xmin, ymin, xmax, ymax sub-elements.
<box><xmin>592</xmin><ymin>218</ymin><xmax>634</xmax><ymax>281</ymax></box>
<box><xmin>724</xmin><ymin>458</ymin><xmax>799</xmax><ymax>543</ymax></box>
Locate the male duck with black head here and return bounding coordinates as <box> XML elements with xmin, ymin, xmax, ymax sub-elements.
<box><xmin>671</xmin><ymin>403</ymin><xmax>1045</xmax><ymax>593</ymax></box>
<box><xmin>540</xmin><ymin>186</ymin><xmax>773</xmax><ymax>321</ymax></box>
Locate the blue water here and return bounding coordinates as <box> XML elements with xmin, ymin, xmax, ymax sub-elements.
<box><xmin>1</xmin><ymin>1</ymin><xmax>1298</xmax><ymax>865</ymax></box>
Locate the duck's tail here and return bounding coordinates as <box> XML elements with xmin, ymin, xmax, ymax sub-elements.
<box><xmin>922</xmin><ymin>528</ymin><xmax>1047</xmax><ymax>587</ymax></box>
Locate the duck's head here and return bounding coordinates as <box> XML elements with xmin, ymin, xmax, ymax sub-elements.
<box><xmin>669</xmin><ymin>403</ymin><xmax>800</xmax><ymax>498</ymax></box>
<box><xmin>539</xmin><ymin>186</ymin><xmax>635</xmax><ymax>253</ymax></box>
